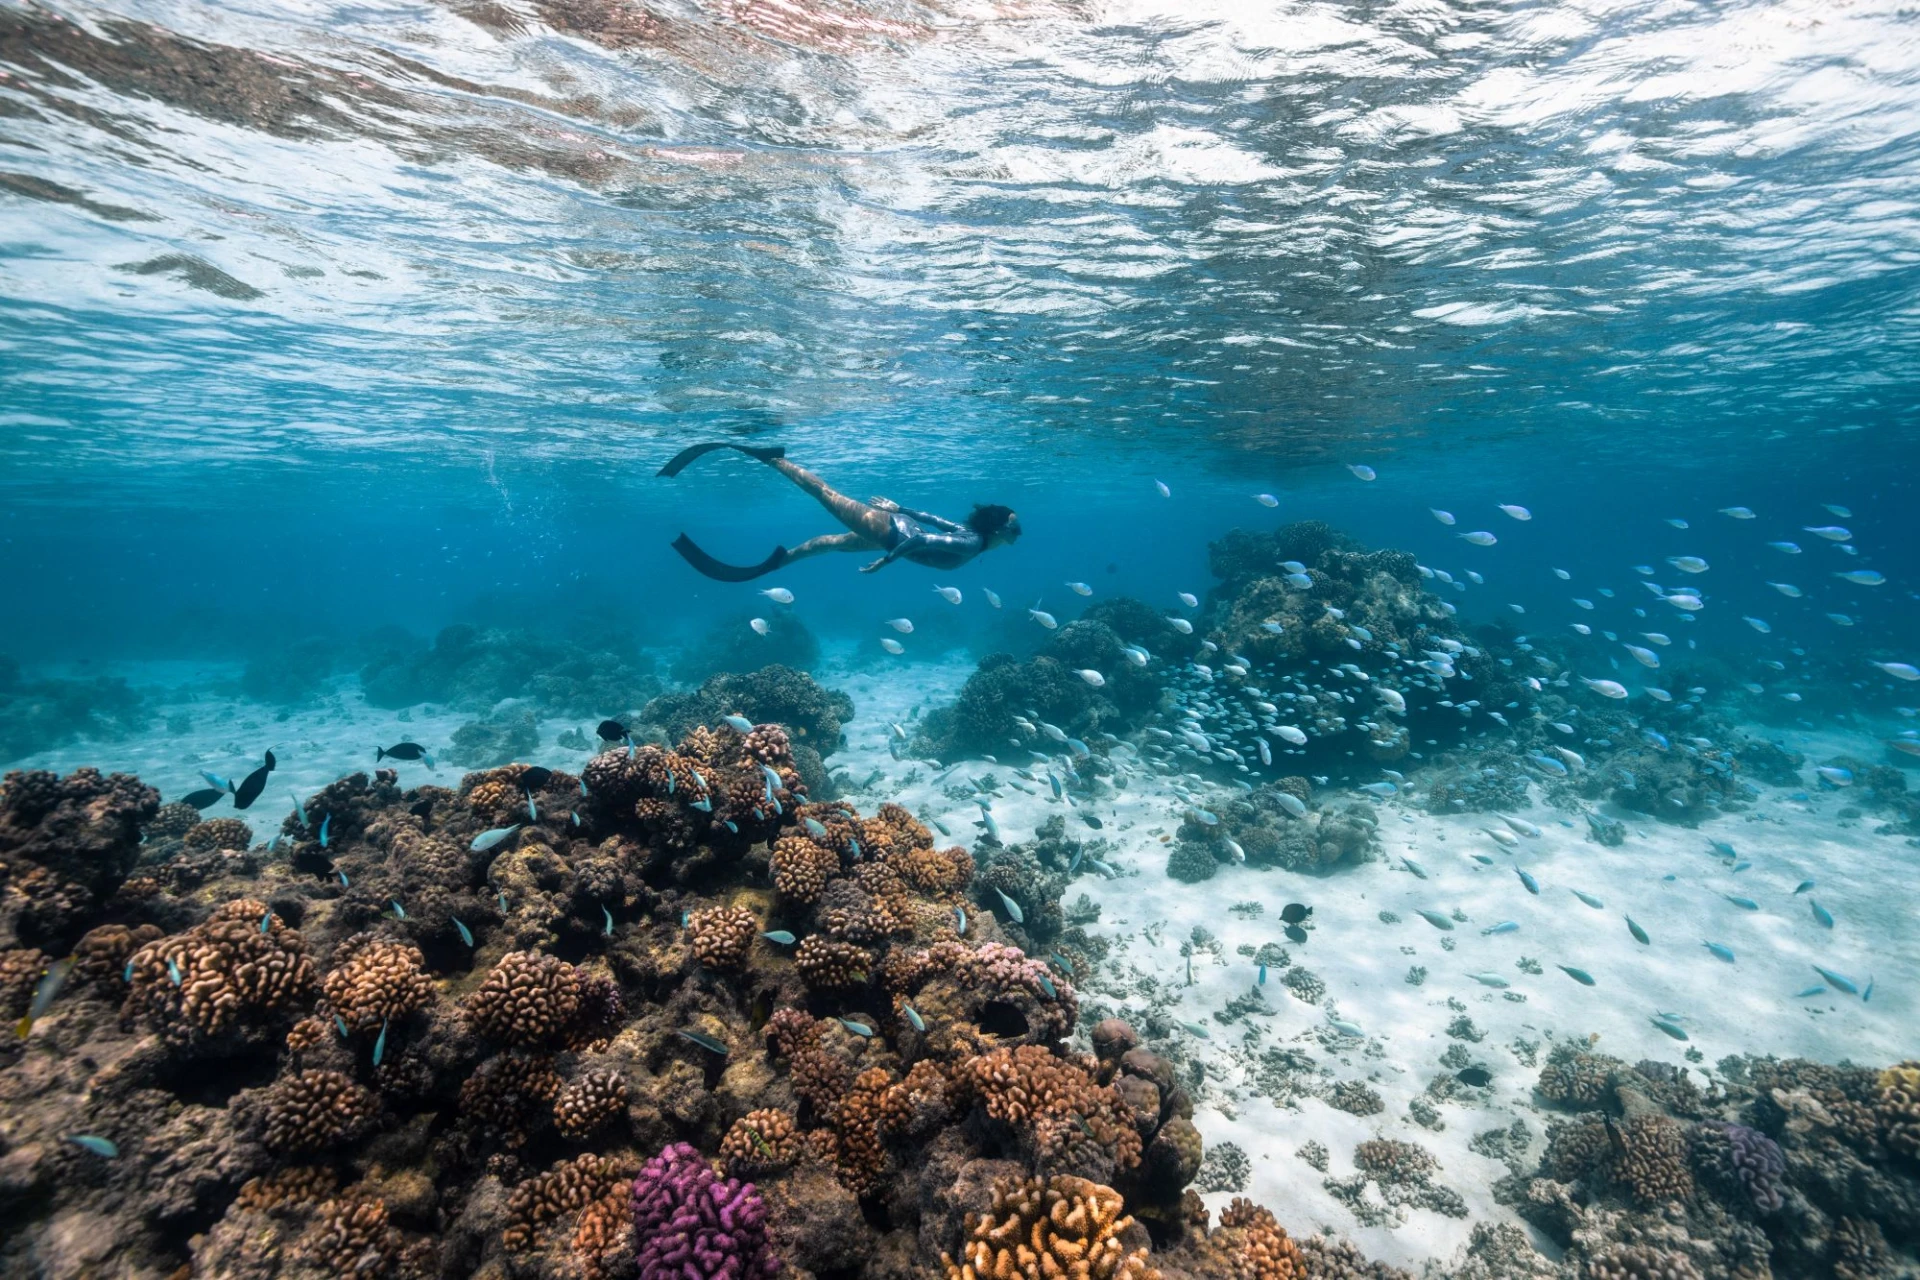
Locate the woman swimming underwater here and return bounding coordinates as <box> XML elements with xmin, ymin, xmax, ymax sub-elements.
<box><xmin>658</xmin><ymin>442</ymin><xmax>1021</xmax><ymax>582</ymax></box>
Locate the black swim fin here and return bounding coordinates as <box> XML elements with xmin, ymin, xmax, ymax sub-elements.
<box><xmin>671</xmin><ymin>534</ymin><xmax>791</xmax><ymax>583</ymax></box>
<box><xmin>656</xmin><ymin>441</ymin><xmax>786</xmax><ymax>478</ymax></box>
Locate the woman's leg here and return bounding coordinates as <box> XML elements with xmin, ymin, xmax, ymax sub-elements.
<box><xmin>764</xmin><ymin>458</ymin><xmax>896</xmax><ymax>542</ymax></box>
<box><xmin>783</xmin><ymin>531</ymin><xmax>875</xmax><ymax>562</ymax></box>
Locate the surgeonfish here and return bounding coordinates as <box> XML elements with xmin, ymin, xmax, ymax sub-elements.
<box><xmin>470</xmin><ymin>824</ymin><xmax>522</xmax><ymax>853</ymax></box>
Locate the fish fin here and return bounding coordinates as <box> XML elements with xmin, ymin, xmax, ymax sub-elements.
<box><xmin>670</xmin><ymin>534</ymin><xmax>791</xmax><ymax>583</ymax></box>
<box><xmin>656</xmin><ymin>441</ymin><xmax>785</xmax><ymax>477</ymax></box>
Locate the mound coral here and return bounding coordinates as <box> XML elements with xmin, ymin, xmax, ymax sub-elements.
<box><xmin>320</xmin><ymin>934</ymin><xmax>432</xmax><ymax>1031</ymax></box>
<box><xmin>0</xmin><ymin>766</ymin><xmax>158</xmax><ymax>949</ymax></box>
<box><xmin>554</xmin><ymin>1069</ymin><xmax>629</xmax><ymax>1140</ymax></box>
<box><xmin>263</xmin><ymin>1068</ymin><xmax>376</xmax><ymax>1153</ymax></box>
<box><xmin>643</xmin><ymin>665</ymin><xmax>852</xmax><ymax>756</ymax></box>
<box><xmin>963</xmin><ymin>1044</ymin><xmax>1142</xmax><ymax>1176</ymax></box>
<box><xmin>464</xmin><ymin>950</ymin><xmax>585</xmax><ymax>1047</ymax></box>
<box><xmin>689</xmin><ymin>904</ymin><xmax>760</xmax><ymax>971</ymax></box>
<box><xmin>721</xmin><ymin>1109</ymin><xmax>803</xmax><ymax>1179</ymax></box>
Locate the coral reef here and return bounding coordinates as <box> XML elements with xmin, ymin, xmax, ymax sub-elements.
<box><xmin>359</xmin><ymin>623</ymin><xmax>659</xmax><ymax>715</ymax></box>
<box><xmin>631</xmin><ymin>1141</ymin><xmax>780</xmax><ymax>1280</ymax></box>
<box><xmin>673</xmin><ymin>610</ymin><xmax>821</xmax><ymax>683</ymax></box>
<box><xmin>943</xmin><ymin>1174</ymin><xmax>1157</xmax><ymax>1280</ymax></box>
<box><xmin>643</xmin><ymin>665</ymin><xmax>853</xmax><ymax>757</ymax></box>
<box><xmin>0</xmin><ymin>767</ymin><xmax>158</xmax><ymax>950</ymax></box>
<box><xmin>0</xmin><ymin>658</ymin><xmax>149</xmax><ymax>764</ymax></box>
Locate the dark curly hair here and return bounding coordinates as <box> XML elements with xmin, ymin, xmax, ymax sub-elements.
<box><xmin>966</xmin><ymin>504</ymin><xmax>1020</xmax><ymax>540</ymax></box>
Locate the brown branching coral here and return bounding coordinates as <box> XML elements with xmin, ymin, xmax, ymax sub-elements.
<box><xmin>771</xmin><ymin>834</ymin><xmax>839</xmax><ymax>904</ymax></box>
<box><xmin>553</xmin><ymin>1069</ymin><xmax>629</xmax><ymax>1140</ymax></box>
<box><xmin>502</xmin><ymin>1152</ymin><xmax>636</xmax><ymax>1251</ymax></box>
<box><xmin>459</xmin><ymin>1053</ymin><xmax>562</xmax><ymax>1147</ymax></box>
<box><xmin>124</xmin><ymin>897</ymin><xmax>316</xmax><ymax>1044</ymax></box>
<box><xmin>322</xmin><ymin>933</ymin><xmax>433</xmax><ymax>1031</ymax></box>
<box><xmin>962</xmin><ymin>1044</ymin><xmax>1143</xmax><ymax>1171</ymax></box>
<box><xmin>1877</xmin><ymin>1061</ymin><xmax>1920</xmax><ymax>1159</ymax></box>
<box><xmin>264</xmin><ymin>1069</ymin><xmax>377</xmax><ymax>1153</ymax></box>
<box><xmin>235</xmin><ymin>1166</ymin><xmax>341</xmax><ymax>1215</ymax></box>
<box><xmin>942</xmin><ymin>1174</ymin><xmax>1159</xmax><ymax>1280</ymax></box>
<box><xmin>71</xmin><ymin>922</ymin><xmax>160</xmax><ymax>984</ymax></box>
<box><xmin>1615</xmin><ymin>1115</ymin><xmax>1693</xmax><ymax>1206</ymax></box>
<box><xmin>184</xmin><ymin>816</ymin><xmax>253</xmax><ymax>851</ymax></box>
<box><xmin>794</xmin><ymin>936</ymin><xmax>873</xmax><ymax>991</ymax></box>
<box><xmin>296</xmin><ymin>1191</ymin><xmax>401</xmax><ymax>1276</ymax></box>
<box><xmin>1208</xmin><ymin>1199</ymin><xmax>1305</xmax><ymax>1280</ymax></box>
<box><xmin>464</xmin><ymin>950</ymin><xmax>584</xmax><ymax>1047</ymax></box>
<box><xmin>688</xmin><ymin>904</ymin><xmax>759</xmax><ymax>972</ymax></box>
<box><xmin>721</xmin><ymin>1109</ymin><xmax>804</xmax><ymax>1178</ymax></box>
<box><xmin>1582</xmin><ymin>1244</ymin><xmax>1703</xmax><ymax>1280</ymax></box>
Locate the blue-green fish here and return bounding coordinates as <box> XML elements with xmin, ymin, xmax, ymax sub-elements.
<box><xmin>665</xmin><ymin>769</ymin><xmax>676</xmax><ymax>795</ymax></box>
<box><xmin>1326</xmin><ymin>1015</ymin><xmax>1363</xmax><ymax>1037</ymax></box>
<box><xmin>678</xmin><ymin>1029</ymin><xmax>729</xmax><ymax>1055</ymax></box>
<box><xmin>760</xmin><ymin>930</ymin><xmax>796</xmax><ymax>946</ymax></box>
<box><xmin>1810</xmin><ymin>900</ymin><xmax>1833</xmax><ymax>929</ymax></box>
<box><xmin>1049</xmin><ymin>954</ymin><xmax>1075</xmax><ymax>976</ymax></box>
<box><xmin>931</xmin><ymin>818</ymin><xmax>950</xmax><ymax>837</ymax></box>
<box><xmin>760</xmin><ymin>764</ymin><xmax>781</xmax><ymax>798</ymax></box>
<box><xmin>1037</xmin><ymin>974</ymin><xmax>1056</xmax><ymax>1000</ymax></box>
<box><xmin>470</xmin><ymin>824</ymin><xmax>522</xmax><ymax>853</ymax></box>
<box><xmin>770</xmin><ymin>797</ymin><xmax>783</xmax><ymax>816</ymax></box>
<box><xmin>1626</xmin><ymin>917</ymin><xmax>1650</xmax><ymax>945</ymax></box>
<box><xmin>601</xmin><ymin>904</ymin><xmax>614</xmax><ymax>937</ymax></box>
<box><xmin>1481</xmin><ymin>921</ymin><xmax>1519</xmax><ymax>935</ymax></box>
<box><xmin>526</xmin><ymin>791</ymin><xmax>538</xmax><ymax>821</ymax></box>
<box><xmin>167</xmin><ymin>957</ymin><xmax>183</xmax><ymax>986</ymax></box>
<box><xmin>1416</xmin><ymin>909</ymin><xmax>1454</xmax><ymax>931</ymax></box>
<box><xmin>259</xmin><ymin>909</ymin><xmax>273</xmax><ymax>933</ymax></box>
<box><xmin>390</xmin><ymin>900</ymin><xmax>407</xmax><ymax>920</ymax></box>
<box><xmin>1794</xmin><ymin>880</ymin><xmax>1816</xmax><ymax>895</ymax></box>
<box><xmin>1571</xmin><ymin>889</ymin><xmax>1604</xmax><ymax>909</ymax></box>
<box><xmin>1468</xmin><ymin>972</ymin><xmax>1510</xmax><ymax>988</ymax></box>
<box><xmin>1813</xmin><ymin>965</ymin><xmax>1859</xmax><ymax>995</ymax></box>
<box><xmin>1724</xmin><ymin>895</ymin><xmax>1758</xmax><ymax>911</ymax></box>
<box><xmin>1402</xmin><ymin>858</ymin><xmax>1428</xmax><ymax>880</ymax></box>
<box><xmin>803</xmin><ymin>817</ymin><xmax>828</xmax><ymax>839</ymax></box>
<box><xmin>373</xmin><ymin>1017</ymin><xmax>388</xmax><ymax>1066</ymax></box>
<box><xmin>334</xmin><ymin>1014</ymin><xmax>350</xmax><ymax>1038</ymax></box>
<box><xmin>67</xmin><ymin>1135</ymin><xmax>118</xmax><ymax>1158</ymax></box>
<box><xmin>723</xmin><ymin>820</ymin><xmax>738</xmax><ymax>833</ymax></box>
<box><xmin>723</xmin><ymin>715</ymin><xmax>754</xmax><ymax>732</ymax></box>
<box><xmin>571</xmin><ymin>811</ymin><xmax>581</xmax><ymax>827</ymax></box>
<box><xmin>1649</xmin><ymin>1016</ymin><xmax>1688</xmax><ymax>1041</ymax></box>
<box><xmin>954</xmin><ymin>905</ymin><xmax>966</xmax><ymax>934</ymax></box>
<box><xmin>319</xmin><ymin>813</ymin><xmax>331</xmax><ymax>848</ymax></box>
<box><xmin>201</xmin><ymin>770</ymin><xmax>234</xmax><ymax>793</ymax></box>
<box><xmin>1257</xmin><ymin>964</ymin><xmax>1267</xmax><ymax>985</ymax></box>
<box><xmin>690</xmin><ymin>798</ymin><xmax>712</xmax><ymax>813</ymax></box>
<box><xmin>1516</xmin><ymin>869</ymin><xmax>1540</xmax><ymax>895</ymax></box>
<box><xmin>579</xmin><ymin>779</ymin><xmax>589</xmax><ymax>797</ymax></box>
<box><xmin>1793</xmin><ymin>985</ymin><xmax>1827</xmax><ymax>998</ymax></box>
<box><xmin>995</xmin><ymin>888</ymin><xmax>1024</xmax><ymax>924</ymax></box>
<box><xmin>837</xmin><ymin>1018</ymin><xmax>873</xmax><ymax>1038</ymax></box>
<box><xmin>338</xmin><ymin>869</ymin><xmax>349</xmax><ymax>887</ymax></box>
<box><xmin>1559</xmin><ymin>965</ymin><xmax>1596</xmax><ymax>987</ymax></box>
<box><xmin>290</xmin><ymin>791</ymin><xmax>308</xmax><ymax>828</ymax></box>
<box><xmin>452</xmin><ymin>918</ymin><xmax>473</xmax><ymax>947</ymax></box>
<box><xmin>15</xmin><ymin>955</ymin><xmax>75</xmax><ymax>1039</ymax></box>
<box><xmin>902</xmin><ymin>1005</ymin><xmax>926</xmax><ymax>1032</ymax></box>
<box><xmin>1181</xmin><ymin>1020</ymin><xmax>1211</xmax><ymax>1039</ymax></box>
<box><xmin>1703</xmin><ymin>941</ymin><xmax>1736</xmax><ymax>963</ymax></box>
<box><xmin>497</xmin><ymin>889</ymin><xmax>508</xmax><ymax>912</ymax></box>
<box><xmin>1863</xmin><ymin>977</ymin><xmax>1874</xmax><ymax>1002</ymax></box>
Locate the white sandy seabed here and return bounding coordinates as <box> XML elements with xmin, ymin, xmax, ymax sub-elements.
<box><xmin>12</xmin><ymin>653</ymin><xmax>1920</xmax><ymax>1273</ymax></box>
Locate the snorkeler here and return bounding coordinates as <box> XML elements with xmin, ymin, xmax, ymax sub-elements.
<box><xmin>658</xmin><ymin>442</ymin><xmax>1021</xmax><ymax>582</ymax></box>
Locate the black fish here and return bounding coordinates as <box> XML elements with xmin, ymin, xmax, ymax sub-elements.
<box><xmin>1602</xmin><ymin>1115</ymin><xmax>1629</xmax><ymax>1161</ymax></box>
<box><xmin>1284</xmin><ymin>923</ymin><xmax>1308</xmax><ymax>944</ymax></box>
<box><xmin>519</xmin><ymin>766</ymin><xmax>553</xmax><ymax>790</ymax></box>
<box><xmin>596</xmin><ymin>720</ymin><xmax>630</xmax><ymax>742</ymax></box>
<box><xmin>378</xmin><ymin>742</ymin><xmax>428</xmax><ymax>761</ymax></box>
<box><xmin>1456</xmin><ymin>1067</ymin><xmax>1493</xmax><ymax>1088</ymax></box>
<box><xmin>1081</xmin><ymin>814</ymin><xmax>1104</xmax><ymax>830</ymax></box>
<box><xmin>232</xmin><ymin>751</ymin><xmax>276</xmax><ymax>810</ymax></box>
<box><xmin>1281</xmin><ymin>903</ymin><xmax>1312</xmax><ymax>924</ymax></box>
<box><xmin>181</xmin><ymin>787</ymin><xmax>228</xmax><ymax>811</ymax></box>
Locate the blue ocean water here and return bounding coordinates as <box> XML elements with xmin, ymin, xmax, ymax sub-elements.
<box><xmin>4</xmin><ymin>2</ymin><xmax>1920</xmax><ymax>1275</ymax></box>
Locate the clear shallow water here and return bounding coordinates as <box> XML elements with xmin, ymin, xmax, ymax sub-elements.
<box><xmin>5</xmin><ymin>3</ymin><xmax>1920</xmax><ymax>1274</ymax></box>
